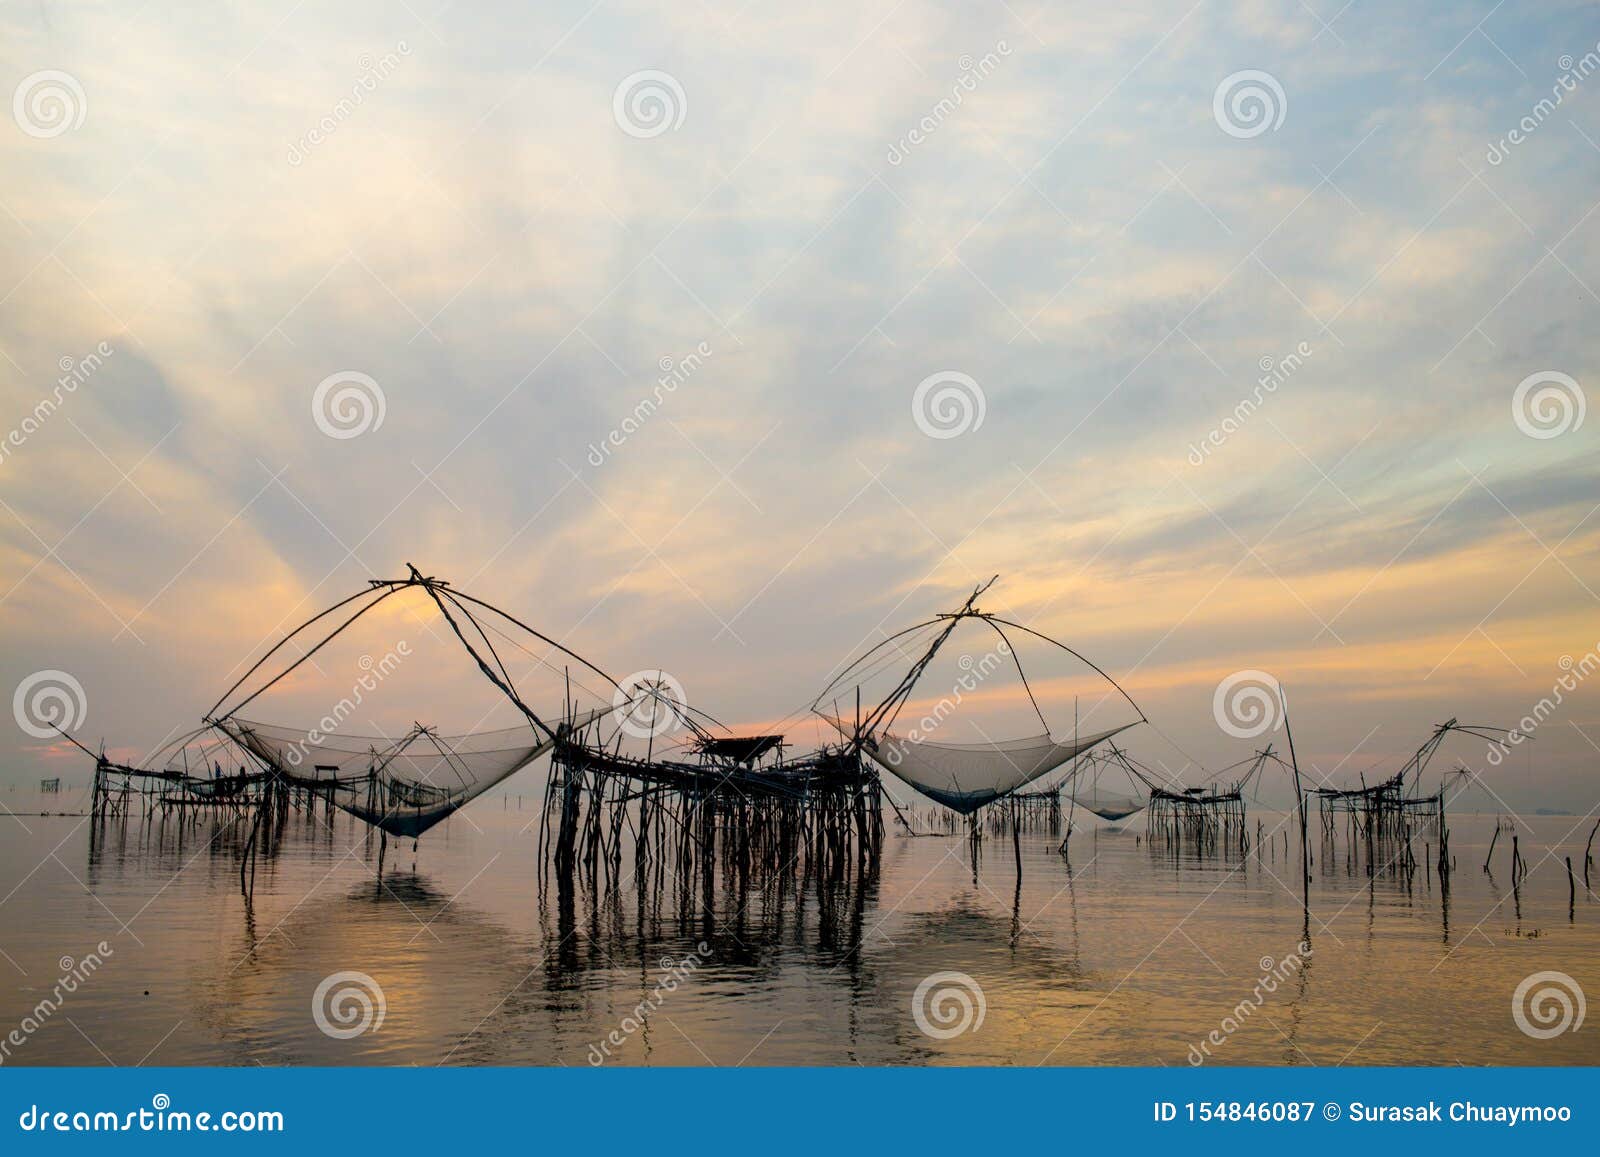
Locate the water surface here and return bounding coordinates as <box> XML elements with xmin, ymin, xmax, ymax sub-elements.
<box><xmin>2</xmin><ymin>788</ymin><xmax>1596</xmax><ymax>1066</ymax></box>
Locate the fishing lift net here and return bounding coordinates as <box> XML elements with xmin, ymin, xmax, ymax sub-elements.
<box><xmin>866</xmin><ymin>724</ymin><xmax>1136</xmax><ymax>815</ymax></box>
<box><xmin>812</xmin><ymin>577</ymin><xmax>1147</xmax><ymax>818</ymax></box>
<box><xmin>1068</xmin><ymin>794</ymin><xmax>1146</xmax><ymax>822</ymax></box>
<box><xmin>52</xmin><ymin>723</ymin><xmax>273</xmax><ymax>820</ymax></box>
<box><xmin>1305</xmin><ymin>720</ymin><xmax>1508</xmax><ymax>866</ymax></box>
<box><xmin>1042</xmin><ymin>744</ymin><xmax>1157</xmax><ymax>821</ymax></box>
<box><xmin>217</xmin><ymin>717</ymin><xmax>593</xmax><ymax>838</ymax></box>
<box><xmin>202</xmin><ymin>566</ymin><xmax>621</xmax><ymax>840</ymax></box>
<box><xmin>1064</xmin><ymin>778</ymin><xmax>1148</xmax><ymax>821</ymax></box>
<box><xmin>148</xmin><ymin>726</ymin><xmax>268</xmax><ymax>803</ymax></box>
<box><xmin>1309</xmin><ymin>719</ymin><xmax>1507</xmax><ymax>818</ymax></box>
<box><xmin>1134</xmin><ymin>747</ymin><xmax>1277</xmax><ymax>854</ymax></box>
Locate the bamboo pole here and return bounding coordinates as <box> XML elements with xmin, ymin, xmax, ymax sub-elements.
<box><xmin>1277</xmin><ymin>685</ymin><xmax>1310</xmax><ymax>918</ymax></box>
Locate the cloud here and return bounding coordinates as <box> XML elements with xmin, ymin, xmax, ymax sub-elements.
<box><xmin>2</xmin><ymin>2</ymin><xmax>1597</xmax><ymax>808</ymax></box>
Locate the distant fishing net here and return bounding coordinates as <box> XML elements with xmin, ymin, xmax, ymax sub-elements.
<box><xmin>1063</xmin><ymin>789</ymin><xmax>1146</xmax><ymax>822</ymax></box>
<box><xmin>148</xmin><ymin>726</ymin><xmax>266</xmax><ymax>801</ymax></box>
<box><xmin>1059</xmin><ymin>746</ymin><xmax>1151</xmax><ymax>820</ymax></box>
<box><xmin>218</xmin><ymin>717</ymin><xmax>564</xmax><ymax>838</ymax></box>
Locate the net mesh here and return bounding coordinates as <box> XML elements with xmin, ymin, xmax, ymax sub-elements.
<box><xmin>112</xmin><ymin>728</ymin><xmax>266</xmax><ymax>802</ymax></box>
<box><xmin>1065</xmin><ymin>791</ymin><xmax>1147</xmax><ymax>821</ymax></box>
<box><xmin>865</xmin><ymin>723</ymin><xmax>1134</xmax><ymax>814</ymax></box>
<box><xmin>217</xmin><ymin>717</ymin><xmax>568</xmax><ymax>837</ymax></box>
<box><xmin>1064</xmin><ymin>754</ymin><xmax>1150</xmax><ymax>820</ymax></box>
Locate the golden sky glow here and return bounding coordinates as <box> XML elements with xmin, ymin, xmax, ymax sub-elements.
<box><xmin>1</xmin><ymin>4</ymin><xmax>1597</xmax><ymax>810</ymax></box>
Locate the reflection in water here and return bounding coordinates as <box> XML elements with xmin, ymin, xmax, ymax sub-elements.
<box><xmin>1</xmin><ymin>802</ymin><xmax>1596</xmax><ymax>1066</ymax></box>
<box><xmin>86</xmin><ymin>804</ymin><xmax>254</xmax><ymax>886</ymax></box>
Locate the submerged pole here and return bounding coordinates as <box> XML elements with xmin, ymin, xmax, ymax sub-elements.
<box><xmin>1277</xmin><ymin>684</ymin><xmax>1310</xmax><ymax>919</ymax></box>
<box><xmin>1059</xmin><ymin>697</ymin><xmax>1079</xmax><ymax>855</ymax></box>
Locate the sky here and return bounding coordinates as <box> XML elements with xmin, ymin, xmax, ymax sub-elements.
<box><xmin>1</xmin><ymin>1</ymin><xmax>1597</xmax><ymax>810</ymax></box>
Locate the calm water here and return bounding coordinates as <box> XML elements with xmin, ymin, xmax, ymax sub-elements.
<box><xmin>2</xmin><ymin>788</ymin><xmax>1596</xmax><ymax>1066</ymax></box>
